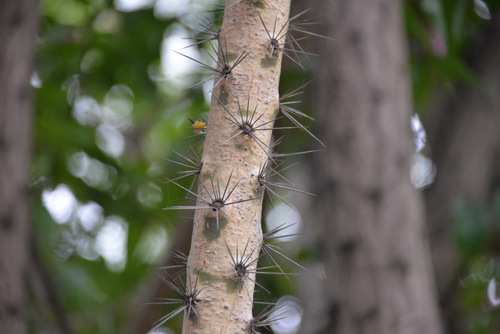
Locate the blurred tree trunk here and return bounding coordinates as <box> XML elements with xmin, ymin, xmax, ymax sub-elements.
<box><xmin>424</xmin><ymin>17</ymin><xmax>500</xmax><ymax>332</ymax></box>
<box><xmin>0</xmin><ymin>0</ymin><xmax>39</xmax><ymax>332</ymax></box>
<box><xmin>310</xmin><ymin>1</ymin><xmax>442</xmax><ymax>333</ymax></box>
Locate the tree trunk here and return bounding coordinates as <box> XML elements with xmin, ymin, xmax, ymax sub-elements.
<box><xmin>423</xmin><ymin>17</ymin><xmax>500</xmax><ymax>332</ymax></box>
<box><xmin>0</xmin><ymin>0</ymin><xmax>39</xmax><ymax>332</ymax></box>
<box><xmin>311</xmin><ymin>1</ymin><xmax>442</xmax><ymax>333</ymax></box>
<box><xmin>170</xmin><ymin>1</ymin><xmax>291</xmax><ymax>333</ymax></box>
<box><xmin>425</xmin><ymin>20</ymin><xmax>500</xmax><ymax>293</ymax></box>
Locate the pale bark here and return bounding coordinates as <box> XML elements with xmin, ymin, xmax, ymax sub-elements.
<box><xmin>0</xmin><ymin>0</ymin><xmax>39</xmax><ymax>332</ymax></box>
<box><xmin>181</xmin><ymin>1</ymin><xmax>291</xmax><ymax>333</ymax></box>
<box><xmin>311</xmin><ymin>1</ymin><xmax>442</xmax><ymax>333</ymax></box>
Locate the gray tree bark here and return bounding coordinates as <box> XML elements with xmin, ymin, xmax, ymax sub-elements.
<box><xmin>425</xmin><ymin>23</ymin><xmax>500</xmax><ymax>293</ymax></box>
<box><xmin>423</xmin><ymin>18</ymin><xmax>500</xmax><ymax>333</ymax></box>
<box><xmin>311</xmin><ymin>1</ymin><xmax>443</xmax><ymax>333</ymax></box>
<box><xmin>0</xmin><ymin>0</ymin><xmax>39</xmax><ymax>332</ymax></box>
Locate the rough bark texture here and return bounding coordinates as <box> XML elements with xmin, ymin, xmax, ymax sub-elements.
<box><xmin>311</xmin><ymin>1</ymin><xmax>442</xmax><ymax>333</ymax></box>
<box><xmin>0</xmin><ymin>0</ymin><xmax>39</xmax><ymax>332</ymax></box>
<box><xmin>181</xmin><ymin>1</ymin><xmax>290</xmax><ymax>333</ymax></box>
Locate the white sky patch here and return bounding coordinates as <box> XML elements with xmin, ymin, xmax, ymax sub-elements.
<box><xmin>161</xmin><ymin>24</ymin><xmax>201</xmax><ymax>88</ymax></box>
<box><xmin>102</xmin><ymin>85</ymin><xmax>134</xmax><ymax>130</ymax></box>
<box><xmin>488</xmin><ymin>278</ymin><xmax>500</xmax><ymax>307</ymax></box>
<box><xmin>137</xmin><ymin>182</ymin><xmax>163</xmax><ymax>208</ymax></box>
<box><xmin>202</xmin><ymin>80</ymin><xmax>213</xmax><ymax>104</ymax></box>
<box><xmin>411</xmin><ymin>153</ymin><xmax>436</xmax><ymax>189</ymax></box>
<box><xmin>149</xmin><ymin>328</ymin><xmax>175</xmax><ymax>334</ymax></box>
<box><xmin>411</xmin><ymin>114</ymin><xmax>426</xmax><ymax>152</ymax></box>
<box><xmin>76</xmin><ymin>236</ymin><xmax>100</xmax><ymax>261</ymax></box>
<box><xmin>114</xmin><ymin>0</ymin><xmax>154</xmax><ymax>12</ymax></box>
<box><xmin>265</xmin><ymin>204</ymin><xmax>302</xmax><ymax>242</ymax></box>
<box><xmin>42</xmin><ymin>184</ymin><xmax>78</xmax><ymax>224</ymax></box>
<box><xmin>78</xmin><ymin>202</ymin><xmax>104</xmax><ymax>232</ymax></box>
<box><xmin>410</xmin><ymin>114</ymin><xmax>436</xmax><ymax>189</ymax></box>
<box><xmin>134</xmin><ymin>225</ymin><xmax>168</xmax><ymax>264</ymax></box>
<box><xmin>73</xmin><ymin>95</ymin><xmax>102</xmax><ymax>127</ymax></box>
<box><xmin>474</xmin><ymin>0</ymin><xmax>491</xmax><ymax>20</ymax></box>
<box><xmin>154</xmin><ymin>0</ymin><xmax>188</xmax><ymax>19</ymax></box>
<box><xmin>95</xmin><ymin>123</ymin><xmax>125</xmax><ymax>158</ymax></box>
<box><xmin>270</xmin><ymin>296</ymin><xmax>303</xmax><ymax>334</ymax></box>
<box><xmin>67</xmin><ymin>151</ymin><xmax>116</xmax><ymax>190</ymax></box>
<box><xmin>73</xmin><ymin>85</ymin><xmax>133</xmax><ymax>159</ymax></box>
<box><xmin>95</xmin><ymin>216</ymin><xmax>128</xmax><ymax>272</ymax></box>
<box><xmin>30</xmin><ymin>72</ymin><xmax>42</xmax><ymax>88</ymax></box>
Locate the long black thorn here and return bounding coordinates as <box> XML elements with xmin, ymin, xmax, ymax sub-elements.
<box><xmin>162</xmin><ymin>144</ymin><xmax>203</xmax><ymax>197</ymax></box>
<box><xmin>167</xmin><ymin>172</ymin><xmax>257</xmax><ymax>229</ymax></box>
<box><xmin>261</xmin><ymin>160</ymin><xmax>298</xmax><ymax>187</ymax></box>
<box><xmin>163</xmin><ymin>145</ymin><xmax>203</xmax><ymax>188</ymax></box>
<box><xmin>280</xmin><ymin>105</ymin><xmax>326</xmax><ymax>147</ymax></box>
<box><xmin>258</xmin><ymin>13</ymin><xmax>309</xmax><ymax>70</ymax></box>
<box><xmin>257</xmin><ymin>162</ymin><xmax>293</xmax><ymax>209</ymax></box>
<box><xmin>158</xmin><ymin>249</ymin><xmax>188</xmax><ymax>276</ymax></box>
<box><xmin>175</xmin><ymin>40</ymin><xmax>249</xmax><ymax>90</ymax></box>
<box><xmin>163</xmin><ymin>178</ymin><xmax>216</xmax><ymax>211</ymax></box>
<box><xmin>149</xmin><ymin>273</ymin><xmax>204</xmax><ymax>332</ymax></box>
<box><xmin>257</xmin><ymin>161</ymin><xmax>315</xmax><ymax>209</ymax></box>
<box><xmin>258</xmin><ymin>13</ymin><xmax>288</xmax><ymax>57</ymax></box>
<box><xmin>288</xmin><ymin>8</ymin><xmax>335</xmax><ymax>41</ymax></box>
<box><xmin>181</xmin><ymin>16</ymin><xmax>221</xmax><ymax>49</ymax></box>
<box><xmin>279</xmin><ymin>80</ymin><xmax>314</xmax><ymax>116</ymax></box>
<box><xmin>214</xmin><ymin>95</ymin><xmax>280</xmax><ymax>163</ymax></box>
<box><xmin>279</xmin><ymin>82</ymin><xmax>326</xmax><ymax>147</ymax></box>
<box><xmin>225</xmin><ymin>240</ymin><xmax>272</xmax><ymax>297</ymax></box>
<box><xmin>260</xmin><ymin>9</ymin><xmax>332</xmax><ymax>71</ymax></box>
<box><xmin>220</xmin><ymin>39</ymin><xmax>249</xmax><ymax>78</ymax></box>
<box><xmin>264</xmin><ymin>222</ymin><xmax>304</xmax><ymax>241</ymax></box>
<box><xmin>226</xmin><ymin>239</ymin><xmax>259</xmax><ymax>279</ymax></box>
<box><xmin>268</xmin><ymin>139</ymin><xmax>321</xmax><ymax>165</ymax></box>
<box><xmin>258</xmin><ymin>11</ymin><xmax>317</xmax><ymax>59</ymax></box>
<box><xmin>262</xmin><ymin>223</ymin><xmax>310</xmax><ymax>274</ymax></box>
<box><xmin>271</xmin><ymin>149</ymin><xmax>322</xmax><ymax>158</ymax></box>
<box><xmin>182</xmin><ymin>133</ymin><xmax>206</xmax><ymax>151</ymax></box>
<box><xmin>260</xmin><ymin>247</ymin><xmax>298</xmax><ymax>283</ymax></box>
<box><xmin>250</xmin><ymin>303</ymin><xmax>290</xmax><ymax>334</ymax></box>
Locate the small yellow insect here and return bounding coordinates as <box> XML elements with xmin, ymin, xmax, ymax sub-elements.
<box><xmin>188</xmin><ymin>118</ymin><xmax>207</xmax><ymax>135</ymax></box>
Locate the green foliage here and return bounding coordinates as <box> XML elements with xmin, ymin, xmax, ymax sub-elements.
<box><xmin>404</xmin><ymin>0</ymin><xmax>500</xmax><ymax>111</ymax></box>
<box><xmin>453</xmin><ymin>200</ymin><xmax>490</xmax><ymax>259</ymax></box>
<box><xmin>33</xmin><ymin>0</ymin><xmax>214</xmax><ymax>332</ymax></box>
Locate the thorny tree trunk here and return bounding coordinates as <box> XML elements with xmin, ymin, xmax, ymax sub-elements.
<box><xmin>311</xmin><ymin>1</ymin><xmax>443</xmax><ymax>333</ymax></box>
<box><xmin>181</xmin><ymin>0</ymin><xmax>290</xmax><ymax>333</ymax></box>
<box><xmin>0</xmin><ymin>0</ymin><xmax>39</xmax><ymax>332</ymax></box>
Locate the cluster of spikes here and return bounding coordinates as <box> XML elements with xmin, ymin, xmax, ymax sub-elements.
<box><xmin>154</xmin><ymin>1</ymin><xmax>329</xmax><ymax>332</ymax></box>
<box><xmin>150</xmin><ymin>223</ymin><xmax>305</xmax><ymax>332</ymax></box>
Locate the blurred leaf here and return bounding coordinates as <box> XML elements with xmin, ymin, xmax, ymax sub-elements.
<box><xmin>453</xmin><ymin>200</ymin><xmax>490</xmax><ymax>259</ymax></box>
